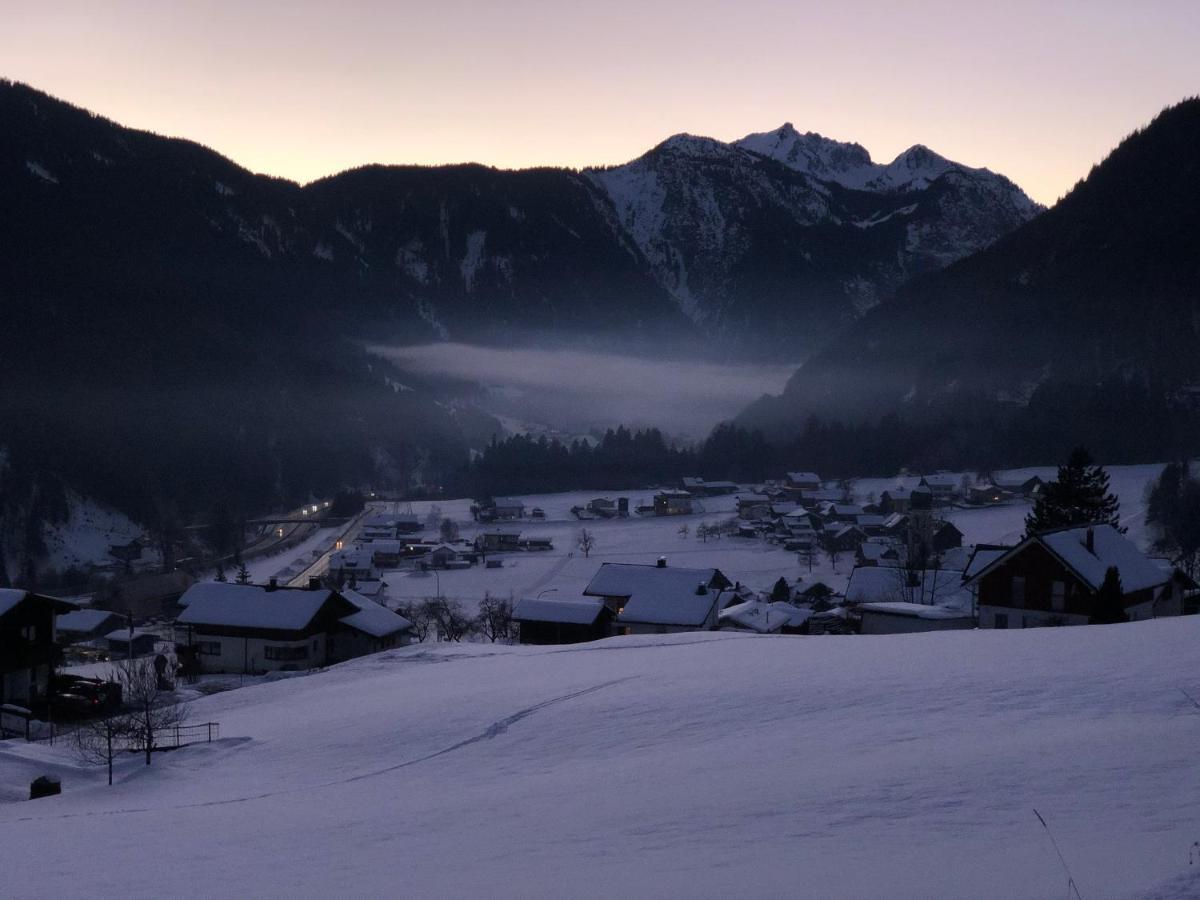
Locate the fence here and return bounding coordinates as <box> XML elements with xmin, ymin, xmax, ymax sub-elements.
<box><xmin>2</xmin><ymin>712</ymin><xmax>220</xmax><ymax>751</ymax></box>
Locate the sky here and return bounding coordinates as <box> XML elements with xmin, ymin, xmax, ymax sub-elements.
<box><xmin>2</xmin><ymin>1</ymin><xmax>1198</xmax><ymax>205</ymax></box>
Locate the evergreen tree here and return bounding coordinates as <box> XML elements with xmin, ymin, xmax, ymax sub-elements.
<box><xmin>1090</xmin><ymin>566</ymin><xmax>1127</xmax><ymax>625</ymax></box>
<box><xmin>1146</xmin><ymin>461</ymin><xmax>1200</xmax><ymax>577</ymax></box>
<box><xmin>1024</xmin><ymin>446</ymin><xmax>1121</xmax><ymax>536</ymax></box>
<box><xmin>215</xmin><ymin>564</ymin><xmax>227</xmax><ymax>583</ymax></box>
<box><xmin>770</xmin><ymin>577</ymin><xmax>791</xmax><ymax>603</ymax></box>
<box><xmin>235</xmin><ymin>562</ymin><xmax>251</xmax><ymax>585</ymax></box>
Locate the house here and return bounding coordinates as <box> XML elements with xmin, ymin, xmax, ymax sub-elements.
<box><xmin>104</xmin><ymin>628</ymin><xmax>159</xmax><ymax>658</ymax></box>
<box><xmin>653</xmin><ymin>491</ymin><xmax>694</xmax><ymax>516</ymax></box>
<box><xmin>798</xmin><ymin>488</ymin><xmax>844</xmax><ymax>509</ymax></box>
<box><xmin>995</xmin><ymin>475</ymin><xmax>1045</xmax><ymax>498</ymax></box>
<box><xmin>366</xmin><ymin>540</ymin><xmax>406</xmax><ymax>568</ymax></box>
<box><xmin>932</xmin><ymin>521</ymin><xmax>964</xmax><ymax>554</ymax></box>
<box><xmin>584</xmin><ymin>560</ymin><xmax>732</xmax><ymax>634</ymax></box>
<box><xmin>878</xmin><ymin>489</ymin><xmax>913</xmax><ymax>515</ymax></box>
<box><xmin>104</xmin><ymin>570</ymin><xmax>195</xmax><ymax>619</ymax></box>
<box><xmin>682</xmin><ymin>477</ymin><xmax>737</xmax><ymax>497</ymax></box>
<box><xmin>520</xmin><ymin>537</ymin><xmax>554</xmax><ymax>552</ymax></box>
<box><xmin>1</xmin><ymin>589</ymin><xmax>75</xmax><ymax>706</ymax></box>
<box><xmin>825</xmin><ymin>524</ymin><xmax>868</xmax><ymax>553</ymax></box>
<box><xmin>856</xmin><ymin>541</ymin><xmax>902</xmax><ymax>568</ymax></box>
<box><xmin>491</xmin><ymin>498</ymin><xmax>526</xmax><ymax>521</ymax></box>
<box><xmin>422</xmin><ymin>544</ymin><xmax>464</xmax><ymax>569</ymax></box>
<box><xmin>786</xmin><ymin>472</ymin><xmax>822</xmax><ymax>491</ymax></box>
<box><xmin>965</xmin><ymin>524</ymin><xmax>1187</xmax><ymax>628</ymax></box>
<box><xmin>821</xmin><ymin>503</ymin><xmax>865</xmax><ymax>523</ymax></box>
<box><xmin>587</xmin><ymin>498</ymin><xmax>619</xmax><ymax>518</ymax></box>
<box><xmin>736</xmin><ymin>494</ymin><xmax>772</xmax><ymax>519</ymax></box>
<box><xmin>919</xmin><ymin>474</ymin><xmax>960</xmax><ymax>503</ymax></box>
<box><xmin>330</xmin><ymin>547</ymin><xmax>376</xmax><ymax>581</ymax></box>
<box><xmin>855</xmin><ymin>514</ymin><xmax>887</xmax><ymax>535</ymax></box>
<box><xmin>719</xmin><ymin>599</ymin><xmax>810</xmax><ymax>634</ymax></box>
<box><xmin>177</xmin><ymin>580</ymin><xmax>412</xmax><ymax>673</ymax></box>
<box><xmin>56</xmin><ymin>608</ymin><xmax>123</xmax><ymax>644</ymax></box>
<box><xmin>513</xmin><ymin>597</ymin><xmax>614</xmax><ymax>645</ymax></box>
<box><xmin>329</xmin><ymin>589</ymin><xmax>414</xmax><ymax>660</ymax></box>
<box><xmin>859</xmin><ymin>603</ymin><xmax>975</xmax><ymax>635</ymax></box>
<box><xmin>476</xmin><ymin>530</ymin><xmax>522</xmax><ymax>553</ymax></box>
<box><xmin>967</xmin><ymin>483</ymin><xmax>1012</xmax><ymax>506</ymax></box>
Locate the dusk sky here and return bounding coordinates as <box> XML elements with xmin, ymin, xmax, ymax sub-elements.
<box><xmin>4</xmin><ymin>0</ymin><xmax>1198</xmax><ymax>205</ymax></box>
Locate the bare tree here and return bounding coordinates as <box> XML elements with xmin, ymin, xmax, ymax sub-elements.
<box><xmin>826</xmin><ymin>544</ymin><xmax>841</xmax><ymax>573</ymax></box>
<box><xmin>799</xmin><ymin>544</ymin><xmax>816</xmax><ymax>573</ymax></box>
<box><xmin>75</xmin><ymin>711</ymin><xmax>132</xmax><ymax>786</ymax></box>
<box><xmin>396</xmin><ymin>601</ymin><xmax>434</xmax><ymax>642</ymax></box>
<box><xmin>678</xmin><ymin>523</ymin><xmax>690</xmax><ymax>539</ymax></box>
<box><xmin>696</xmin><ymin>523</ymin><xmax>710</xmax><ymax>543</ymax></box>
<box><xmin>112</xmin><ymin>657</ymin><xmax>188</xmax><ymax>766</ymax></box>
<box><xmin>423</xmin><ymin>597</ymin><xmax>474</xmax><ymax>642</ymax></box>
<box><xmin>577</xmin><ymin>528</ymin><xmax>596</xmax><ymax>558</ymax></box>
<box><xmin>476</xmin><ymin>592</ymin><xmax>515</xmax><ymax>643</ymax></box>
<box><xmin>439</xmin><ymin>517</ymin><xmax>460</xmax><ymax>542</ymax></box>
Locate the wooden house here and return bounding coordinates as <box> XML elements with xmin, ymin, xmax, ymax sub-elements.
<box><xmin>513</xmin><ymin>597</ymin><xmax>614</xmax><ymax>645</ymax></box>
<box><xmin>0</xmin><ymin>589</ymin><xmax>74</xmax><ymax>706</ymax></box>
<box><xmin>584</xmin><ymin>560</ymin><xmax>732</xmax><ymax>634</ymax></box>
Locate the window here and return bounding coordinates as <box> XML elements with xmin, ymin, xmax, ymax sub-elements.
<box><xmin>196</xmin><ymin>641</ymin><xmax>221</xmax><ymax>656</ymax></box>
<box><xmin>1011</xmin><ymin>576</ymin><xmax>1026</xmax><ymax>607</ymax></box>
<box><xmin>1051</xmin><ymin>581</ymin><xmax>1066</xmax><ymax>612</ymax></box>
<box><xmin>21</xmin><ymin>625</ymin><xmax>36</xmax><ymax>641</ymax></box>
<box><xmin>264</xmin><ymin>644</ymin><xmax>309</xmax><ymax>661</ymax></box>
<box><xmin>994</xmin><ymin>613</ymin><xmax>1008</xmax><ymax>629</ymax></box>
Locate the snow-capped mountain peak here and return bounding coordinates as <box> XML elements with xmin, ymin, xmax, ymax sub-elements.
<box><xmin>736</xmin><ymin>123</ymin><xmax>876</xmax><ymax>186</ymax></box>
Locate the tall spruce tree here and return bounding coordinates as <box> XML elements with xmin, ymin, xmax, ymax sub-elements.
<box><xmin>1024</xmin><ymin>446</ymin><xmax>1122</xmax><ymax>536</ymax></box>
<box><xmin>1090</xmin><ymin>566</ymin><xmax>1128</xmax><ymax>625</ymax></box>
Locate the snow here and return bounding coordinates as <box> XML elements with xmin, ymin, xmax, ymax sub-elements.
<box><xmin>4</xmin><ymin>620</ymin><xmax>1200</xmax><ymax>897</ymax></box>
<box><xmin>857</xmin><ymin>601</ymin><xmax>973</xmax><ymax>620</ymax></box>
<box><xmin>512</xmin><ymin>596</ymin><xmax>605</xmax><ymax>625</ymax></box>
<box><xmin>339</xmin><ymin>589</ymin><xmax>412</xmax><ymax>638</ymax></box>
<box><xmin>719</xmin><ymin>598</ymin><xmax>809</xmax><ymax>632</ymax></box>
<box><xmin>845</xmin><ymin>566</ymin><xmax>972</xmax><ymax>611</ymax></box>
<box><xmin>55</xmin><ymin>608</ymin><xmax>117</xmax><ymax>633</ymax></box>
<box><xmin>37</xmin><ymin>491</ymin><xmax>152</xmax><ymax>574</ymax></box>
<box><xmin>585</xmin><ymin>562</ymin><xmax>723</xmax><ymax>626</ymax></box>
<box><xmin>177</xmin><ymin>583</ymin><xmax>333</xmax><ymax>630</ymax></box>
<box><xmin>25</xmin><ymin>160</ymin><xmax>58</xmax><ymax>184</ymax></box>
<box><xmin>459</xmin><ymin>230</ymin><xmax>487</xmax><ymax>291</ymax></box>
<box><xmin>0</xmin><ymin>588</ymin><xmax>26</xmax><ymax>617</ymax></box>
<box><xmin>1039</xmin><ymin>525</ymin><xmax>1169</xmax><ymax>593</ymax></box>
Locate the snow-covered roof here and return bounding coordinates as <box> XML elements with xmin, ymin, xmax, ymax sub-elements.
<box><xmin>858</xmin><ymin>543</ymin><xmax>899</xmax><ymax>562</ymax></box>
<box><xmin>513</xmin><ymin>597</ymin><xmax>607</xmax><ymax>625</ymax></box>
<box><xmin>339</xmin><ymin>589</ymin><xmax>412</xmax><ymax>638</ymax></box>
<box><xmin>881</xmin><ymin>488</ymin><xmax>913</xmax><ymax>499</ymax></box>
<box><xmin>845</xmin><ymin>566</ymin><xmax>972</xmax><ymax>612</ymax></box>
<box><xmin>737</xmin><ymin>493</ymin><xmax>771</xmax><ymax>504</ymax></box>
<box><xmin>177</xmin><ymin>582</ymin><xmax>344</xmax><ymax>632</ymax></box>
<box><xmin>858</xmin><ymin>602</ymin><xmax>974</xmax><ymax>621</ymax></box>
<box><xmin>787</xmin><ymin>471</ymin><xmax>821</xmax><ymax>483</ymax></box>
<box><xmin>493</xmin><ymin>497</ymin><xmax>526</xmax><ymax>508</ymax></box>
<box><xmin>921</xmin><ymin>474</ymin><xmax>960</xmax><ymax>488</ymax></box>
<box><xmin>0</xmin><ymin>589</ymin><xmax>73</xmax><ymax>618</ymax></box>
<box><xmin>719</xmin><ymin>600</ymin><xmax>811</xmax><ymax>633</ymax></box>
<box><xmin>585</xmin><ymin>563</ymin><xmax>728</xmax><ymax>626</ymax></box>
<box><xmin>104</xmin><ymin>628</ymin><xmax>158</xmax><ymax>642</ymax></box>
<box><xmin>57</xmin><ymin>608</ymin><xmax>120</xmax><ymax>633</ymax></box>
<box><xmin>855</xmin><ymin>514</ymin><xmax>885</xmax><ymax>527</ymax></box>
<box><xmin>962</xmin><ymin>547</ymin><xmax>1009</xmax><ymax>580</ymax></box>
<box><xmin>1039</xmin><ymin>525</ymin><xmax>1169</xmax><ymax>593</ymax></box>
<box><xmin>830</xmin><ymin>504</ymin><xmax>864</xmax><ymax>516</ymax></box>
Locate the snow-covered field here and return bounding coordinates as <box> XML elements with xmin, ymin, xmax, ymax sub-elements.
<box><xmin>4</xmin><ymin>620</ymin><xmax>1200</xmax><ymax>898</ymax></box>
<box><xmin>374</xmin><ymin>463</ymin><xmax>1166</xmax><ymax>610</ymax></box>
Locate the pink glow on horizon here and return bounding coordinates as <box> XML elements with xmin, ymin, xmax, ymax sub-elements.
<box><xmin>4</xmin><ymin>0</ymin><xmax>1198</xmax><ymax>205</ymax></box>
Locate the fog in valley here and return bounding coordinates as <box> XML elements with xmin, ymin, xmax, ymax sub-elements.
<box><xmin>371</xmin><ymin>343</ymin><xmax>799</xmax><ymax>441</ymax></box>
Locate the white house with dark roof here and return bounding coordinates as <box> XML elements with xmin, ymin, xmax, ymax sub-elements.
<box><xmin>965</xmin><ymin>524</ymin><xmax>1189</xmax><ymax>628</ymax></box>
<box><xmin>584</xmin><ymin>560</ymin><xmax>732</xmax><ymax>634</ymax></box>
<box><xmin>177</xmin><ymin>581</ymin><xmax>411</xmax><ymax>673</ymax></box>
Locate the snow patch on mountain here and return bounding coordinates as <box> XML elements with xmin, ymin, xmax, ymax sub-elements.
<box><xmin>25</xmin><ymin>160</ymin><xmax>58</xmax><ymax>183</ymax></box>
<box><xmin>460</xmin><ymin>231</ymin><xmax>487</xmax><ymax>292</ymax></box>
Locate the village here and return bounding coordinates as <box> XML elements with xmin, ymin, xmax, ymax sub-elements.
<box><xmin>3</xmin><ymin>458</ymin><xmax>1194</xmax><ymax>751</ymax></box>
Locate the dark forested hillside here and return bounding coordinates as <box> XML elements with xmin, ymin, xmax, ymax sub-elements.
<box><xmin>741</xmin><ymin>98</ymin><xmax>1200</xmax><ymax>452</ymax></box>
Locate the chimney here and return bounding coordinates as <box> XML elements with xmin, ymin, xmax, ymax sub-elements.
<box><xmin>657</xmin><ymin>556</ymin><xmax>667</xmax><ymax>568</ymax></box>
<box><xmin>267</xmin><ymin>577</ymin><xmax>278</xmax><ymax>592</ymax></box>
<box><xmin>1086</xmin><ymin>527</ymin><xmax>1095</xmax><ymax>554</ymax></box>
<box><xmin>695</xmin><ymin>581</ymin><xmax>708</xmax><ymax>595</ymax></box>
<box><xmin>309</xmin><ymin>576</ymin><xmax>321</xmax><ymax>591</ymax></box>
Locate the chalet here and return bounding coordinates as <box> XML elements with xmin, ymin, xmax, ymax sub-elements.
<box><xmin>584</xmin><ymin>560</ymin><xmax>732</xmax><ymax>634</ymax></box>
<box><xmin>513</xmin><ymin>597</ymin><xmax>614</xmax><ymax>645</ymax></box>
<box><xmin>821</xmin><ymin>503</ymin><xmax>865</xmax><ymax>523</ymax></box>
<box><xmin>367</xmin><ymin>540</ymin><xmax>406</xmax><ymax>569</ymax></box>
<box><xmin>798</xmin><ymin>488</ymin><xmax>844</xmax><ymax>509</ymax></box>
<box><xmin>826</xmin><ymin>524</ymin><xmax>868</xmax><ymax>553</ymax></box>
<box><xmin>878</xmin><ymin>489</ymin><xmax>914</xmax><ymax>515</ymax></box>
<box><xmin>855</xmin><ymin>514</ymin><xmax>887</xmax><ymax>534</ymax></box>
<box><xmin>919</xmin><ymin>474</ymin><xmax>960</xmax><ymax>503</ymax></box>
<box><xmin>330</xmin><ymin>547</ymin><xmax>375</xmax><ymax>581</ymax></box>
<box><xmin>718</xmin><ymin>599</ymin><xmax>810</xmax><ymax>634</ymax></box>
<box><xmin>491</xmin><ymin>498</ymin><xmax>526</xmax><ymax>521</ymax></box>
<box><xmin>422</xmin><ymin>544</ymin><xmax>464</xmax><ymax>569</ymax></box>
<box><xmin>856</xmin><ymin>541</ymin><xmax>902</xmax><ymax>568</ymax></box>
<box><xmin>56</xmin><ymin>608</ymin><xmax>123</xmax><ymax>644</ymax></box>
<box><xmin>0</xmin><ymin>589</ymin><xmax>74</xmax><ymax>706</ymax></box>
<box><xmin>329</xmin><ymin>588</ymin><xmax>414</xmax><ymax>660</ymax></box>
<box><xmin>965</xmin><ymin>524</ymin><xmax>1185</xmax><ymax>628</ymax></box>
<box><xmin>786</xmin><ymin>472</ymin><xmax>822</xmax><ymax>491</ymax></box>
<box><xmin>881</xmin><ymin>512</ymin><xmax>910</xmax><ymax>536</ymax></box>
<box><xmin>995</xmin><ymin>475</ymin><xmax>1045</xmax><ymax>498</ymax></box>
<box><xmin>653</xmin><ymin>491</ymin><xmax>694</xmax><ymax>516</ymax></box>
<box><xmin>104</xmin><ymin>628</ymin><xmax>159</xmax><ymax>658</ymax></box>
<box><xmin>177</xmin><ymin>580</ymin><xmax>411</xmax><ymax>673</ymax></box>
<box><xmin>361</xmin><ymin>514</ymin><xmax>423</xmax><ymax>540</ymax></box>
<box><xmin>520</xmin><ymin>536</ymin><xmax>555</xmax><ymax>552</ymax></box>
<box><xmin>932</xmin><ymin>521</ymin><xmax>964</xmax><ymax>554</ymax></box>
<box><xmin>736</xmin><ymin>494</ymin><xmax>772</xmax><ymax>519</ymax></box>
<box><xmin>859</xmin><ymin>603</ymin><xmax>975</xmax><ymax>635</ymax></box>
<box><xmin>476</xmin><ymin>530</ymin><xmax>522</xmax><ymax>553</ymax></box>
<box><xmin>104</xmin><ymin>570</ymin><xmax>195</xmax><ymax>620</ymax></box>
<box><xmin>966</xmin><ymin>483</ymin><xmax>1012</xmax><ymax>506</ymax></box>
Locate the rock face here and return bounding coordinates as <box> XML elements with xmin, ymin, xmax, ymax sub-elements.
<box><xmin>589</xmin><ymin>124</ymin><xmax>1040</xmax><ymax>352</ymax></box>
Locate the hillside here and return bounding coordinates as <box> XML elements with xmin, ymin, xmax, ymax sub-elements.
<box><xmin>742</xmin><ymin>98</ymin><xmax>1200</xmax><ymax>438</ymax></box>
<box><xmin>3</xmin><ymin>622</ymin><xmax>1200</xmax><ymax>897</ymax></box>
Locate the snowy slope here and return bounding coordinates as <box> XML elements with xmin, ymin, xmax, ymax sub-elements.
<box><xmin>4</xmin><ymin>621</ymin><xmax>1200</xmax><ymax>898</ymax></box>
